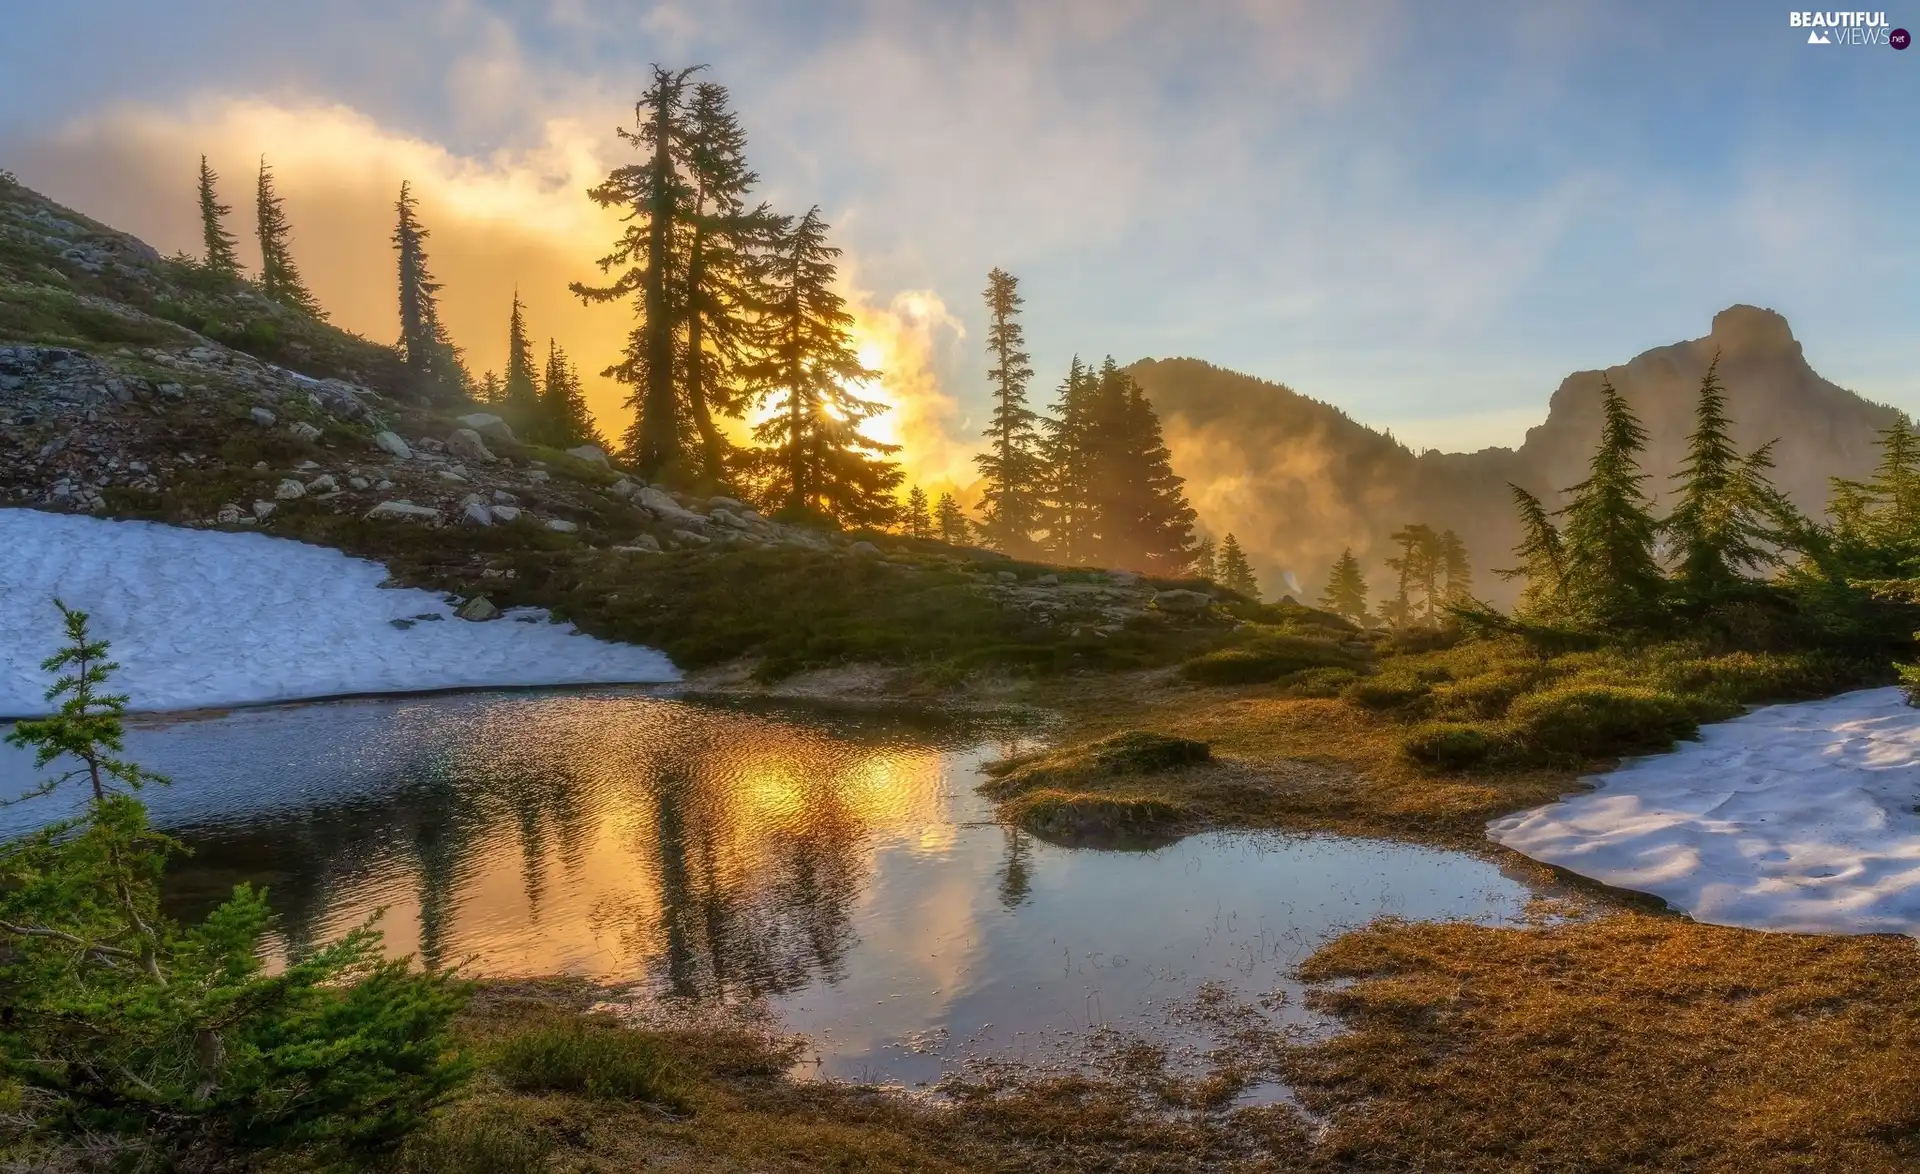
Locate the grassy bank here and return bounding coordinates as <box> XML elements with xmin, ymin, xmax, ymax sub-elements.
<box><xmin>996</xmin><ymin>631</ymin><xmax>1885</xmax><ymax>847</ymax></box>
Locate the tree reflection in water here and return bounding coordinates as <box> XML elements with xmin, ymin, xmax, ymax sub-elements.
<box><xmin>150</xmin><ymin>695</ymin><xmax>1002</xmax><ymax>996</ymax></box>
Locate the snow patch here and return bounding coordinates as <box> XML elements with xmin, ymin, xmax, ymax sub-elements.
<box><xmin>1489</xmin><ymin>687</ymin><xmax>1920</xmax><ymax>934</ymax></box>
<box><xmin>0</xmin><ymin>510</ymin><xmax>677</xmax><ymax>716</ymax></box>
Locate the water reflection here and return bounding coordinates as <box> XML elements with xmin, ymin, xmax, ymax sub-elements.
<box><xmin>0</xmin><ymin>691</ymin><xmax>1536</xmax><ymax>1085</ymax></box>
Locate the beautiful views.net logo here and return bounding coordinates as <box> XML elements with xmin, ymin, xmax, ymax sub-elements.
<box><xmin>1789</xmin><ymin>11</ymin><xmax>1909</xmax><ymax>46</ymax></box>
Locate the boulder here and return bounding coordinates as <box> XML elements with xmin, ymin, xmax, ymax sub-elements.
<box><xmin>492</xmin><ymin>489</ymin><xmax>520</xmax><ymax>505</ymax></box>
<box><xmin>709</xmin><ymin>495</ymin><xmax>748</xmax><ymax>512</ymax></box>
<box><xmin>490</xmin><ymin>504</ymin><xmax>522</xmax><ymax>522</ymax></box>
<box><xmin>250</xmin><ymin>406</ymin><xmax>276</xmax><ymax>427</ymax></box>
<box><xmin>545</xmin><ymin>518</ymin><xmax>579</xmax><ymax>533</ymax></box>
<box><xmin>638</xmin><ymin>486</ymin><xmax>701</xmax><ymax>524</ymax></box>
<box><xmin>614</xmin><ymin>534</ymin><xmax>662</xmax><ymax>553</ymax></box>
<box><xmin>274</xmin><ymin>478</ymin><xmax>306</xmax><ymax>500</ymax></box>
<box><xmin>566</xmin><ymin>444</ymin><xmax>611</xmax><ymax>468</ymax></box>
<box><xmin>671</xmin><ymin>529</ymin><xmax>712</xmax><ymax>547</ymax></box>
<box><xmin>1150</xmin><ymin>589</ymin><xmax>1212</xmax><ymax>615</ymax></box>
<box><xmin>455</xmin><ymin>413</ymin><xmax>517</xmax><ymax>444</ymax></box>
<box><xmin>454</xmin><ymin>596</ymin><xmax>500</xmax><ymax>622</ymax></box>
<box><xmin>348</xmin><ymin>476</ymin><xmax>370</xmax><ymax>490</ymax></box>
<box><xmin>251</xmin><ymin>500</ymin><xmax>276</xmax><ymax>520</ymax></box>
<box><xmin>1109</xmin><ymin>570</ymin><xmax>1144</xmax><ymax>587</ymax></box>
<box><xmin>608</xmin><ymin>478</ymin><xmax>636</xmax><ymax>499</ymax></box>
<box><xmin>306</xmin><ymin>473</ymin><xmax>337</xmax><ymax>493</ymax></box>
<box><xmin>215</xmin><ymin>504</ymin><xmax>242</xmax><ymax>524</ymax></box>
<box><xmin>365</xmin><ymin>500</ymin><xmax>442</xmax><ymax>525</ymax></box>
<box><xmin>851</xmin><ymin>540</ymin><xmax>882</xmax><ymax>557</ymax></box>
<box><xmin>374</xmin><ymin>431</ymin><xmax>412</xmax><ymax>460</ymax></box>
<box><xmin>289</xmin><ymin>421</ymin><xmax>322</xmax><ymax>443</ymax></box>
<box><xmin>460</xmin><ymin>501</ymin><xmax>493</xmax><ymax>527</ymax></box>
<box><xmin>446</xmin><ymin>428</ymin><xmax>496</xmax><ymax>464</ymax></box>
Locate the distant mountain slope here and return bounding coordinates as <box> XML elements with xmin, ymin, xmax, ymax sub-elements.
<box><xmin>1131</xmin><ymin>306</ymin><xmax>1899</xmax><ymax>605</ymax></box>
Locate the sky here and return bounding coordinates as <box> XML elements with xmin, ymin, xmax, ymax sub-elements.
<box><xmin>2</xmin><ymin>0</ymin><xmax>1916</xmax><ymax>485</ymax></box>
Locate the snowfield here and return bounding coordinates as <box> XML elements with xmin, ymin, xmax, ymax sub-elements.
<box><xmin>1489</xmin><ymin>687</ymin><xmax>1920</xmax><ymax>934</ymax></box>
<box><xmin>1</xmin><ymin>510</ymin><xmax>677</xmax><ymax>716</ymax></box>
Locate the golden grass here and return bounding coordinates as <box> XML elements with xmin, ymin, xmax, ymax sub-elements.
<box><xmin>1287</xmin><ymin>914</ymin><xmax>1920</xmax><ymax>1173</ymax></box>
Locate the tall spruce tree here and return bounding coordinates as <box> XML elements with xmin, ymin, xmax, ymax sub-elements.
<box><xmin>1038</xmin><ymin>356</ymin><xmax>1098</xmax><ymax>563</ymax></box>
<box><xmin>1320</xmin><ymin>548</ymin><xmax>1369</xmax><ymax>620</ymax></box>
<box><xmin>1498</xmin><ymin>484</ymin><xmax>1567</xmax><ymax>621</ymax></box>
<box><xmin>477</xmin><ymin>370</ymin><xmax>503</xmax><ymax>404</ymax></box>
<box><xmin>541</xmin><ymin>339</ymin><xmax>604</xmax><ymax>449</ymax></box>
<box><xmin>391</xmin><ymin>181</ymin><xmax>467</xmax><ymax>403</ymax></box>
<box><xmin>744</xmin><ymin>207</ymin><xmax>901</xmax><ymax>525</ymax></box>
<box><xmin>976</xmin><ymin>268</ymin><xmax>1043</xmax><ymax>554</ymax></box>
<box><xmin>1556</xmin><ymin>378</ymin><xmax>1665</xmax><ymax>629</ymax></box>
<box><xmin>254</xmin><ymin>158</ymin><xmax>324</xmax><ymax>318</ymax></box>
<box><xmin>503</xmin><ymin>291</ymin><xmax>542</xmax><ymax>423</ymax></box>
<box><xmin>905</xmin><ymin>486</ymin><xmax>932</xmax><ymax>539</ymax></box>
<box><xmin>1218</xmin><ymin>534</ymin><xmax>1258</xmax><ymax>599</ymax></box>
<box><xmin>1661</xmin><ymin>355</ymin><xmax>1794</xmax><ymax>598</ymax></box>
<box><xmin>196</xmin><ymin>155</ymin><xmax>240</xmax><ymax>277</ymax></box>
<box><xmin>1086</xmin><ymin>358</ymin><xmax>1196</xmax><ymax>574</ymax></box>
<box><xmin>1192</xmin><ymin>536</ymin><xmax>1218</xmax><ymax>582</ymax></box>
<box><xmin>936</xmin><ymin>492</ymin><xmax>969</xmax><ymax>545</ymax></box>
<box><xmin>680</xmin><ymin>80</ymin><xmax>776</xmax><ymax>482</ymax></box>
<box><xmin>573</xmin><ymin>65</ymin><xmax>700</xmax><ymax>478</ymax></box>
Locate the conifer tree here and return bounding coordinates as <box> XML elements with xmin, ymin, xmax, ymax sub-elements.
<box><xmin>1086</xmin><ymin>358</ymin><xmax>1196</xmax><ymax>574</ymax></box>
<box><xmin>1661</xmin><ymin>355</ymin><xmax>1793</xmax><ymax>597</ymax></box>
<box><xmin>681</xmin><ymin>80</ymin><xmax>778</xmax><ymax>481</ymax></box>
<box><xmin>905</xmin><ymin>486</ymin><xmax>933</xmax><ymax>539</ymax></box>
<box><xmin>541</xmin><ymin>339</ymin><xmax>605</xmax><ymax>449</ymax></box>
<box><xmin>936</xmin><ymin>493</ymin><xmax>970</xmax><ymax>544</ymax></box>
<box><xmin>1038</xmin><ymin>356</ymin><xmax>1098</xmax><ymax>563</ymax></box>
<box><xmin>196</xmin><ymin>155</ymin><xmax>240</xmax><ymax>277</ymax></box>
<box><xmin>391</xmin><ymin>181</ymin><xmax>467</xmax><ymax>403</ymax></box>
<box><xmin>1860</xmin><ymin>416</ymin><xmax>1920</xmax><ymax>547</ymax></box>
<box><xmin>1218</xmin><ymin>533</ymin><xmax>1259</xmax><ymax>599</ymax></box>
<box><xmin>1499</xmin><ymin>484</ymin><xmax>1567</xmax><ymax>621</ymax></box>
<box><xmin>1437</xmin><ymin>529</ymin><xmax>1473</xmax><ymax>607</ymax></box>
<box><xmin>1192</xmin><ymin>536</ymin><xmax>1218</xmax><ymax>582</ymax></box>
<box><xmin>574</xmin><ymin>65</ymin><xmax>700</xmax><ymax>478</ymax></box>
<box><xmin>503</xmin><ymin>290</ymin><xmax>541</xmax><ymax>422</ymax></box>
<box><xmin>477</xmin><ymin>370</ymin><xmax>503</xmax><ymax>404</ymax></box>
<box><xmin>1556</xmin><ymin>378</ymin><xmax>1665</xmax><ymax>628</ymax></box>
<box><xmin>1320</xmin><ymin>547</ymin><xmax>1369</xmax><ymax>619</ymax></box>
<box><xmin>976</xmin><ymin>268</ymin><xmax>1043</xmax><ymax>554</ymax></box>
<box><xmin>743</xmin><ymin>207</ymin><xmax>901</xmax><ymax>525</ymax></box>
<box><xmin>254</xmin><ymin>158</ymin><xmax>324</xmax><ymax>318</ymax></box>
<box><xmin>1383</xmin><ymin>523</ymin><xmax>1437</xmax><ymax>626</ymax></box>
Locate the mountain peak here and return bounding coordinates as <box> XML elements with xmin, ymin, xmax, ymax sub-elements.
<box><xmin>1708</xmin><ymin>304</ymin><xmax>1798</xmax><ymax>354</ymax></box>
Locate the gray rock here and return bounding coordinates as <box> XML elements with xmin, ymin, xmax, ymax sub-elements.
<box><xmin>306</xmin><ymin>473</ymin><xmax>337</xmax><ymax>493</ymax></box>
<box><xmin>436</xmin><ymin>469</ymin><xmax>469</xmax><ymax>484</ymax></box>
<box><xmin>445</xmin><ymin>428</ymin><xmax>495</xmax><ymax>464</ymax></box>
<box><xmin>492</xmin><ymin>489</ymin><xmax>520</xmax><ymax>505</ymax></box>
<box><xmin>373</xmin><ymin>431</ymin><xmax>412</xmax><ymax>460</ymax></box>
<box><xmin>274</xmin><ymin>478</ymin><xmax>306</xmax><ymax>500</ymax></box>
<box><xmin>1150</xmin><ymin>589</ymin><xmax>1212</xmax><ymax>615</ymax></box>
<box><xmin>526</xmin><ymin>470</ymin><xmax>551</xmax><ymax>484</ymax></box>
<box><xmin>158</xmin><ymin>382</ymin><xmax>184</xmax><ymax>399</ymax></box>
<box><xmin>1108</xmin><ymin>570</ymin><xmax>1144</xmax><ymax>587</ymax></box>
<box><xmin>252</xmin><ymin>500</ymin><xmax>276</xmax><ymax>520</ymax></box>
<box><xmin>455</xmin><ymin>412</ymin><xmax>517</xmax><ymax>444</ymax></box>
<box><xmin>545</xmin><ymin>518</ymin><xmax>580</xmax><ymax>533</ymax></box>
<box><xmin>365</xmin><ymin>500</ymin><xmax>442</xmax><ymax>524</ymax></box>
<box><xmin>490</xmin><ymin>504</ymin><xmax>523</xmax><ymax>522</ymax></box>
<box><xmin>1035</xmin><ymin>573</ymin><xmax>1060</xmax><ymax>586</ymax></box>
<box><xmin>215</xmin><ymin>504</ymin><xmax>242</xmax><ymax>524</ymax></box>
<box><xmin>289</xmin><ymin>421</ymin><xmax>322</xmax><ymax>443</ymax></box>
<box><xmin>671</xmin><ymin>529</ymin><xmax>712</xmax><ymax>547</ymax></box>
<box><xmin>250</xmin><ymin>406</ymin><xmax>277</xmax><ymax>427</ymax></box>
<box><xmin>608</xmin><ymin>478</ymin><xmax>636</xmax><ymax>499</ymax></box>
<box><xmin>565</xmin><ymin>444</ymin><xmax>610</xmax><ymax>468</ymax></box>
<box><xmin>850</xmin><ymin>540</ymin><xmax>882</xmax><ymax>557</ymax></box>
<box><xmin>708</xmin><ymin>508</ymin><xmax>746</xmax><ymax>528</ymax></box>
<box><xmin>614</xmin><ymin>534</ymin><xmax>662</xmax><ymax>553</ymax></box>
<box><xmin>461</xmin><ymin>501</ymin><xmax>493</xmax><ymax>527</ymax></box>
<box><xmin>638</xmin><ymin>486</ymin><xmax>701</xmax><ymax>524</ymax></box>
<box><xmin>348</xmin><ymin>476</ymin><xmax>370</xmax><ymax>491</ymax></box>
<box><xmin>454</xmin><ymin>596</ymin><xmax>500</xmax><ymax>622</ymax></box>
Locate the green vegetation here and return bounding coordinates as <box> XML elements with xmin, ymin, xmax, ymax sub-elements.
<box><xmin>0</xmin><ymin>606</ymin><xmax>470</xmax><ymax>1168</ymax></box>
<box><xmin>392</xmin><ymin>179</ymin><xmax>470</xmax><ymax>403</ymax></box>
<box><xmin>255</xmin><ymin>157</ymin><xmax>325</xmax><ymax>318</ymax></box>
<box><xmin>490</xmin><ymin>1018</ymin><xmax>687</xmax><ymax>1107</ymax></box>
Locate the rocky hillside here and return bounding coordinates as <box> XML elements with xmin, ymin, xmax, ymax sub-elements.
<box><xmin>1133</xmin><ymin>306</ymin><xmax>1900</xmax><ymax>603</ymax></box>
<box><xmin>0</xmin><ymin>175</ymin><xmax>1246</xmax><ymax>683</ymax></box>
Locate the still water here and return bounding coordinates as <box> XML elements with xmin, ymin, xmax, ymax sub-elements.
<box><xmin>0</xmin><ymin>690</ymin><xmax>1538</xmax><ymax>1086</ymax></box>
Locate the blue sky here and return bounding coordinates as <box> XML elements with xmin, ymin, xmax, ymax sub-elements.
<box><xmin>2</xmin><ymin>0</ymin><xmax>1916</xmax><ymax>456</ymax></box>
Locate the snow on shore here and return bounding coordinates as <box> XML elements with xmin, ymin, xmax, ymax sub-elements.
<box><xmin>1</xmin><ymin>510</ymin><xmax>677</xmax><ymax>716</ymax></box>
<box><xmin>1489</xmin><ymin>687</ymin><xmax>1920</xmax><ymax>934</ymax></box>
